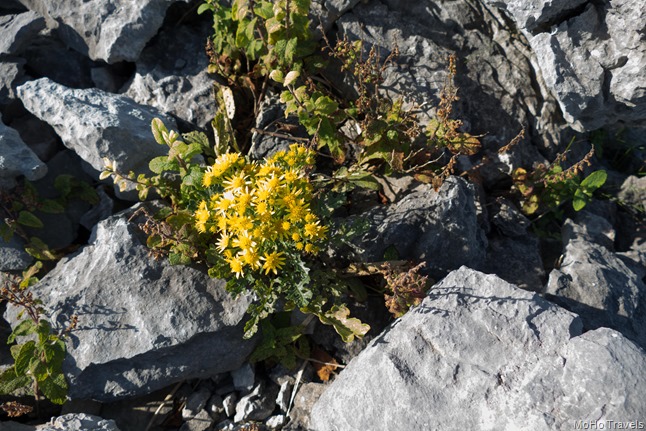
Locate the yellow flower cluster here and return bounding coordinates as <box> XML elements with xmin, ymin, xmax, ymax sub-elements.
<box><xmin>194</xmin><ymin>145</ymin><xmax>327</xmax><ymax>278</ymax></box>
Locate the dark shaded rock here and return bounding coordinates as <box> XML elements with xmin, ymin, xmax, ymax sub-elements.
<box><xmin>6</xmin><ymin>112</ymin><xmax>61</xmax><ymax>162</ymax></box>
<box><xmin>310</xmin><ymin>267</ymin><xmax>646</xmax><ymax>430</ymax></box>
<box><xmin>341</xmin><ymin>177</ymin><xmax>487</xmax><ymax>279</ymax></box>
<box><xmin>619</xmin><ymin>175</ymin><xmax>646</xmax><ymax>214</ymax></box>
<box><xmin>17</xmin><ymin>0</ymin><xmax>190</xmax><ymax>63</ymax></box>
<box><xmin>0</xmin><ymin>119</ymin><xmax>47</xmax><ymax>187</ymax></box>
<box><xmin>545</xmin><ymin>215</ymin><xmax>646</xmax><ymax>350</ymax></box>
<box><xmin>121</xmin><ymin>19</ymin><xmax>216</xmax><ymax>129</ymax></box>
<box><xmin>0</xmin><ymin>10</ymin><xmax>45</xmax><ymax>56</ymax></box>
<box><xmin>484</xmin><ymin>234</ymin><xmax>544</xmax><ymax>291</ymax></box>
<box><xmin>4</xmin><ymin>205</ymin><xmax>257</xmax><ymax>401</ymax></box>
<box><xmin>20</xmin><ymin>30</ymin><xmax>95</xmax><ymax>89</ymax></box>
<box><xmin>0</xmin><ymin>58</ymin><xmax>26</xmax><ymax>106</ymax></box>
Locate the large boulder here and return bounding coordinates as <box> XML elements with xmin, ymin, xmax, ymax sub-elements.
<box><xmin>4</xmin><ymin>205</ymin><xmax>257</xmax><ymax>401</ymax></box>
<box><xmin>340</xmin><ymin>177</ymin><xmax>487</xmax><ymax>279</ymax></box>
<box><xmin>310</xmin><ymin>267</ymin><xmax>646</xmax><ymax>430</ymax></box>
<box><xmin>17</xmin><ymin>0</ymin><xmax>189</xmax><ymax>63</ymax></box>
<box><xmin>489</xmin><ymin>0</ymin><xmax>646</xmax><ymax>131</ymax></box>
<box><xmin>545</xmin><ymin>212</ymin><xmax>646</xmax><ymax>350</ymax></box>
<box><xmin>121</xmin><ymin>20</ymin><xmax>216</xmax><ymax>129</ymax></box>
<box><xmin>16</xmin><ymin>78</ymin><xmax>175</xmax><ymax>198</ymax></box>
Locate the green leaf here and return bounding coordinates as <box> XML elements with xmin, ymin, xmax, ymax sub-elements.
<box><xmin>149</xmin><ymin>156</ymin><xmax>172</xmax><ymax>174</ymax></box>
<box><xmin>312</xmin><ymin>305</ymin><xmax>370</xmax><ymax>343</ymax></box>
<box><xmin>25</xmin><ymin>237</ymin><xmax>58</xmax><ymax>261</ymax></box>
<box><xmin>17</xmin><ymin>211</ymin><xmax>43</xmax><ymax>229</ymax></box>
<box><xmin>168</xmin><ymin>252</ymin><xmax>191</xmax><ymax>266</ymax></box>
<box><xmin>39</xmin><ymin>199</ymin><xmax>65</xmax><ymax>214</ymax></box>
<box><xmin>0</xmin><ymin>367</ymin><xmax>31</xmax><ymax>395</ymax></box>
<box><xmin>151</xmin><ymin>118</ymin><xmax>169</xmax><ymax>145</ymax></box>
<box><xmin>580</xmin><ymin>170</ymin><xmax>607</xmax><ymax>191</ymax></box>
<box><xmin>572</xmin><ymin>188</ymin><xmax>588</xmax><ymax>211</ymax></box>
<box><xmin>14</xmin><ymin>340</ymin><xmax>37</xmax><ymax>376</ymax></box>
<box><xmin>313</xmin><ymin>96</ymin><xmax>338</xmax><ymax>116</ymax></box>
<box><xmin>54</xmin><ymin>174</ymin><xmax>73</xmax><ymax>197</ymax></box>
<box><xmin>39</xmin><ymin>373</ymin><xmax>68</xmax><ymax>405</ymax></box>
<box><xmin>197</xmin><ymin>3</ymin><xmax>213</xmax><ymax>15</ymax></box>
<box><xmin>254</xmin><ymin>1</ymin><xmax>274</xmax><ymax>19</ymax></box>
<box><xmin>8</xmin><ymin>319</ymin><xmax>37</xmax><ymax>344</ymax></box>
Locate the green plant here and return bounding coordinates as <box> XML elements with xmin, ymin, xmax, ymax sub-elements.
<box><xmin>512</xmin><ymin>144</ymin><xmax>607</xmax><ymax>215</ymax></box>
<box><xmin>102</xmin><ymin>119</ymin><xmax>369</xmax><ymax>340</ymax></box>
<box><xmin>0</xmin><ymin>263</ymin><xmax>74</xmax><ymax>408</ymax></box>
<box><xmin>0</xmin><ymin>175</ymin><xmax>98</xmax><ymax>260</ymax></box>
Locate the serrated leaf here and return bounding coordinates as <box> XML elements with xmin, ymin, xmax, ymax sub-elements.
<box><xmin>0</xmin><ymin>367</ymin><xmax>31</xmax><ymax>395</ymax></box>
<box><xmin>17</xmin><ymin>211</ymin><xmax>43</xmax><ymax>229</ymax></box>
<box><xmin>149</xmin><ymin>156</ymin><xmax>172</xmax><ymax>174</ymax></box>
<box><xmin>168</xmin><ymin>252</ymin><xmax>191</xmax><ymax>266</ymax></box>
<box><xmin>39</xmin><ymin>373</ymin><xmax>67</xmax><ymax>405</ymax></box>
<box><xmin>314</xmin><ymin>305</ymin><xmax>370</xmax><ymax>343</ymax></box>
<box><xmin>8</xmin><ymin>319</ymin><xmax>37</xmax><ymax>344</ymax></box>
<box><xmin>446</xmin><ymin>133</ymin><xmax>481</xmax><ymax>156</ymax></box>
<box><xmin>14</xmin><ymin>341</ymin><xmax>37</xmax><ymax>376</ymax></box>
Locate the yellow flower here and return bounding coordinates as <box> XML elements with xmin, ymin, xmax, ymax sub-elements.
<box><xmin>261</xmin><ymin>251</ymin><xmax>285</xmax><ymax>275</ymax></box>
<box><xmin>228</xmin><ymin>255</ymin><xmax>245</xmax><ymax>278</ymax></box>
<box><xmin>202</xmin><ymin>168</ymin><xmax>217</xmax><ymax>187</ymax></box>
<box><xmin>304</xmin><ymin>243</ymin><xmax>316</xmax><ymax>253</ymax></box>
<box><xmin>232</xmin><ymin>232</ymin><xmax>256</xmax><ymax>253</ymax></box>
<box><xmin>241</xmin><ymin>249</ymin><xmax>261</xmax><ymax>269</ymax></box>
<box><xmin>223</xmin><ymin>171</ymin><xmax>249</xmax><ymax>192</ymax></box>
<box><xmin>194</xmin><ymin>201</ymin><xmax>210</xmax><ymax>232</ymax></box>
<box><xmin>216</xmin><ymin>232</ymin><xmax>230</xmax><ymax>252</ymax></box>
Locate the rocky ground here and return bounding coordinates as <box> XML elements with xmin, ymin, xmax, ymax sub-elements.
<box><xmin>0</xmin><ymin>0</ymin><xmax>645</xmax><ymax>430</ymax></box>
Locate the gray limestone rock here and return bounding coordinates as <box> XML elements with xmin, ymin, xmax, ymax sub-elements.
<box><xmin>619</xmin><ymin>175</ymin><xmax>646</xmax><ymax>214</ymax></box>
<box><xmin>341</xmin><ymin>177</ymin><xmax>487</xmax><ymax>278</ymax></box>
<box><xmin>16</xmin><ymin>78</ymin><xmax>175</xmax><ymax>198</ymax></box>
<box><xmin>17</xmin><ymin>0</ymin><xmax>190</xmax><ymax>63</ymax></box>
<box><xmin>0</xmin><ymin>120</ymin><xmax>47</xmax><ymax>184</ymax></box>
<box><xmin>0</xmin><ymin>58</ymin><xmax>26</xmax><ymax>106</ymax></box>
<box><xmin>234</xmin><ymin>382</ymin><xmax>279</xmax><ymax>423</ymax></box>
<box><xmin>484</xmin><ymin>234</ymin><xmax>544</xmax><ymax>292</ymax></box>
<box><xmin>528</xmin><ymin>0</ymin><xmax>646</xmax><ymax>131</ymax></box>
<box><xmin>0</xmin><ymin>11</ymin><xmax>45</xmax><ymax>56</ymax></box>
<box><xmin>0</xmin><ymin>235</ymin><xmax>33</xmax><ymax>271</ymax></box>
<box><xmin>121</xmin><ymin>21</ymin><xmax>216</xmax><ymax>129</ymax></box>
<box><xmin>36</xmin><ymin>413</ymin><xmax>121</xmax><ymax>431</ymax></box>
<box><xmin>310</xmin><ymin>267</ymin><xmax>646</xmax><ymax>431</ymax></box>
<box><xmin>481</xmin><ymin>0</ymin><xmax>588</xmax><ymax>34</ymax></box>
<box><xmin>545</xmin><ymin>216</ymin><xmax>646</xmax><ymax>350</ymax></box>
<box><xmin>4</xmin><ymin>205</ymin><xmax>257</xmax><ymax>401</ymax></box>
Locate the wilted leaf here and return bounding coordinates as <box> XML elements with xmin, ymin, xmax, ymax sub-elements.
<box><xmin>311</xmin><ymin>347</ymin><xmax>338</xmax><ymax>381</ymax></box>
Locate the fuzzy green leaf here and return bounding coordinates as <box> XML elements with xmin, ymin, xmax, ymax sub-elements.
<box><xmin>14</xmin><ymin>341</ymin><xmax>37</xmax><ymax>376</ymax></box>
<box><xmin>8</xmin><ymin>319</ymin><xmax>37</xmax><ymax>344</ymax></box>
<box><xmin>39</xmin><ymin>199</ymin><xmax>65</xmax><ymax>214</ymax></box>
<box><xmin>0</xmin><ymin>367</ymin><xmax>31</xmax><ymax>395</ymax></box>
<box><xmin>39</xmin><ymin>373</ymin><xmax>67</xmax><ymax>405</ymax></box>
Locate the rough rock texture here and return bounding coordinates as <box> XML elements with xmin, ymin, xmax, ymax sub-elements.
<box><xmin>545</xmin><ymin>213</ymin><xmax>646</xmax><ymax>350</ymax></box>
<box><xmin>4</xmin><ymin>206</ymin><xmax>257</xmax><ymax>401</ymax></box>
<box><xmin>1</xmin><ymin>414</ymin><xmax>120</xmax><ymax>431</ymax></box>
<box><xmin>16</xmin><ymin>78</ymin><xmax>175</xmax><ymax>196</ymax></box>
<box><xmin>0</xmin><ymin>235</ymin><xmax>33</xmax><ymax>271</ymax></box>
<box><xmin>310</xmin><ymin>267</ymin><xmax>646</xmax><ymax>431</ymax></box>
<box><xmin>0</xmin><ymin>119</ymin><xmax>47</xmax><ymax>186</ymax></box>
<box><xmin>619</xmin><ymin>175</ymin><xmax>646</xmax><ymax>214</ymax></box>
<box><xmin>525</xmin><ymin>0</ymin><xmax>646</xmax><ymax>131</ymax></box>
<box><xmin>17</xmin><ymin>0</ymin><xmax>189</xmax><ymax>63</ymax></box>
<box><xmin>0</xmin><ymin>58</ymin><xmax>26</xmax><ymax>105</ymax></box>
<box><xmin>121</xmin><ymin>20</ymin><xmax>216</xmax><ymax>129</ymax></box>
<box><xmin>481</xmin><ymin>0</ymin><xmax>588</xmax><ymax>34</ymax></box>
<box><xmin>0</xmin><ymin>11</ymin><xmax>45</xmax><ymax>56</ymax></box>
<box><xmin>336</xmin><ymin>0</ymin><xmax>565</xmax><ymax>158</ymax></box>
<box><xmin>342</xmin><ymin>177</ymin><xmax>487</xmax><ymax>278</ymax></box>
